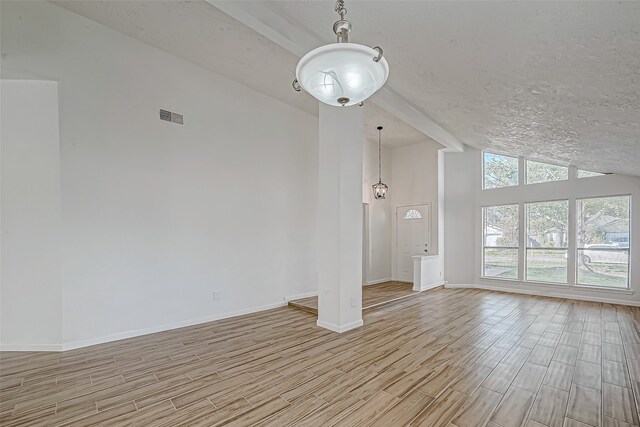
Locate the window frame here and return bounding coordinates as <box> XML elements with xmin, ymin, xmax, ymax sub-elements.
<box><xmin>577</xmin><ymin>169</ymin><xmax>606</xmax><ymax>179</ymax></box>
<box><xmin>524</xmin><ymin>159</ymin><xmax>569</xmax><ymax>185</ymax></box>
<box><xmin>481</xmin><ymin>203</ymin><xmax>520</xmax><ymax>281</ymax></box>
<box><xmin>477</xmin><ymin>150</ymin><xmax>632</xmax><ymax>291</ymax></box>
<box><xmin>574</xmin><ymin>194</ymin><xmax>632</xmax><ymax>290</ymax></box>
<box><xmin>524</xmin><ymin>199</ymin><xmax>570</xmax><ymax>285</ymax></box>
<box><xmin>403</xmin><ymin>209</ymin><xmax>423</xmax><ymax>220</ymax></box>
<box><xmin>482</xmin><ymin>151</ymin><xmax>520</xmax><ymax>190</ymax></box>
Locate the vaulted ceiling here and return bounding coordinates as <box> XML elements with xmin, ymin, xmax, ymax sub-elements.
<box><xmin>52</xmin><ymin>0</ymin><xmax>432</xmax><ymax>149</ymax></box>
<box><xmin>55</xmin><ymin>1</ymin><xmax>640</xmax><ymax>175</ymax></box>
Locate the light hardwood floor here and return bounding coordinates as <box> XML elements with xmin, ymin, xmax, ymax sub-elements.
<box><xmin>288</xmin><ymin>281</ymin><xmax>417</xmax><ymax>315</ymax></box>
<box><xmin>2</xmin><ymin>287</ymin><xmax>640</xmax><ymax>426</ymax></box>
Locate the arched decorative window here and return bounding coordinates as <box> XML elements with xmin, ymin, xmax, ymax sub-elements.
<box><xmin>404</xmin><ymin>209</ymin><xmax>422</xmax><ymax>220</ymax></box>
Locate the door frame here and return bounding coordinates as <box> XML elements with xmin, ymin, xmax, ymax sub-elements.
<box><xmin>392</xmin><ymin>203</ymin><xmax>432</xmax><ymax>282</ymax></box>
<box><xmin>362</xmin><ymin>203</ymin><xmax>369</xmax><ymax>285</ymax></box>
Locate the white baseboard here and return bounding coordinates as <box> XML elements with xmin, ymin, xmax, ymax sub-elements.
<box><xmin>445</xmin><ymin>283</ymin><xmax>474</xmax><ymax>289</ymax></box>
<box><xmin>1</xmin><ymin>301</ymin><xmax>288</xmax><ymax>352</ymax></box>
<box><xmin>444</xmin><ymin>283</ymin><xmax>640</xmax><ymax>307</ymax></box>
<box><xmin>283</xmin><ymin>291</ymin><xmax>318</xmax><ymax>302</ymax></box>
<box><xmin>62</xmin><ymin>301</ymin><xmax>288</xmax><ymax>351</ymax></box>
<box><xmin>316</xmin><ymin>319</ymin><xmax>363</xmax><ymax>333</ymax></box>
<box><xmin>415</xmin><ymin>280</ymin><xmax>446</xmax><ymax>292</ymax></box>
<box><xmin>0</xmin><ymin>343</ymin><xmax>63</xmax><ymax>352</ymax></box>
<box><xmin>17</xmin><ymin>280</ymin><xmax>635</xmax><ymax>352</ymax></box>
<box><xmin>363</xmin><ymin>277</ymin><xmax>392</xmax><ymax>286</ymax></box>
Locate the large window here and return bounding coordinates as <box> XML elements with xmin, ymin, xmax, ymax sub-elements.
<box><xmin>483</xmin><ymin>152</ymin><xmax>519</xmax><ymax>190</ymax></box>
<box><xmin>480</xmin><ymin>152</ymin><xmax>632</xmax><ymax>289</ymax></box>
<box><xmin>526</xmin><ymin>160</ymin><xmax>568</xmax><ymax>185</ymax></box>
<box><xmin>526</xmin><ymin>200</ymin><xmax>569</xmax><ymax>283</ymax></box>
<box><xmin>483</xmin><ymin>204</ymin><xmax>519</xmax><ymax>279</ymax></box>
<box><xmin>576</xmin><ymin>196</ymin><xmax>630</xmax><ymax>288</ymax></box>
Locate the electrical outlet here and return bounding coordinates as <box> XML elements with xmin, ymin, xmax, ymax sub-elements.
<box><xmin>213</xmin><ymin>291</ymin><xmax>221</xmax><ymax>301</ymax></box>
<box><xmin>350</xmin><ymin>297</ymin><xmax>356</xmax><ymax>308</ymax></box>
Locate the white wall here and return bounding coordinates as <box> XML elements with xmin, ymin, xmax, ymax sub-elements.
<box><xmin>390</xmin><ymin>141</ymin><xmax>441</xmax><ymax>280</ymax></box>
<box><xmin>443</xmin><ymin>146</ymin><xmax>640</xmax><ymax>306</ymax></box>
<box><xmin>442</xmin><ymin>149</ymin><xmax>476</xmax><ymax>284</ymax></box>
<box><xmin>1</xmin><ymin>1</ymin><xmax>318</xmax><ymax>349</ymax></box>
<box><xmin>1</xmin><ymin>80</ymin><xmax>63</xmax><ymax>350</ymax></box>
<box><xmin>362</xmin><ymin>137</ymin><xmax>392</xmax><ymax>283</ymax></box>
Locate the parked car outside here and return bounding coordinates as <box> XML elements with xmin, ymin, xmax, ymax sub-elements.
<box><xmin>580</xmin><ymin>243</ymin><xmax>629</xmax><ymax>264</ymax></box>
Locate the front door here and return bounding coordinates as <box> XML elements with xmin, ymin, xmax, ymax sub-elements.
<box><xmin>396</xmin><ymin>204</ymin><xmax>431</xmax><ymax>282</ymax></box>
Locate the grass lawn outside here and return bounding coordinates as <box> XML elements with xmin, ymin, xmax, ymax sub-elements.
<box><xmin>483</xmin><ymin>249</ymin><xmax>629</xmax><ymax>289</ymax></box>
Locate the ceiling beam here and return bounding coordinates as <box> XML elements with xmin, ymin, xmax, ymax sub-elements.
<box><xmin>209</xmin><ymin>0</ymin><xmax>465</xmax><ymax>152</ymax></box>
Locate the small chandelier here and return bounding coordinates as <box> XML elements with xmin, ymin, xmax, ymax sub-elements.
<box><xmin>292</xmin><ymin>0</ymin><xmax>389</xmax><ymax>107</ymax></box>
<box><xmin>372</xmin><ymin>126</ymin><xmax>388</xmax><ymax>199</ymax></box>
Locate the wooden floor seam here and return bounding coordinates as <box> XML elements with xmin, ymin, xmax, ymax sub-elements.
<box><xmin>2</xmin><ymin>287</ymin><xmax>640</xmax><ymax>426</ymax></box>
<box><xmin>288</xmin><ymin>281</ymin><xmax>420</xmax><ymax>315</ymax></box>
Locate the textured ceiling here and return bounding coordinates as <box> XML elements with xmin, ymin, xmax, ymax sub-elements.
<box><xmin>52</xmin><ymin>1</ymin><xmax>640</xmax><ymax>174</ymax></box>
<box><xmin>51</xmin><ymin>0</ymin><xmax>432</xmax><ymax>148</ymax></box>
<box><xmin>268</xmin><ymin>1</ymin><xmax>640</xmax><ymax>175</ymax></box>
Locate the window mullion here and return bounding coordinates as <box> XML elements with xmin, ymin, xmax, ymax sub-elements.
<box><xmin>568</xmin><ymin>165</ymin><xmax>577</xmax><ymax>181</ymax></box>
<box><xmin>518</xmin><ymin>201</ymin><xmax>525</xmax><ymax>282</ymax></box>
<box><xmin>518</xmin><ymin>157</ymin><xmax>525</xmax><ymax>282</ymax></box>
<box><xmin>567</xmin><ymin>197</ymin><xmax>577</xmax><ymax>286</ymax></box>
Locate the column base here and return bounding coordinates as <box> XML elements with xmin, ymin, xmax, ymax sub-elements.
<box><xmin>316</xmin><ymin>319</ymin><xmax>363</xmax><ymax>333</ymax></box>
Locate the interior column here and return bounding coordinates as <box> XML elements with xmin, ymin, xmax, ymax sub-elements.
<box><xmin>316</xmin><ymin>103</ymin><xmax>364</xmax><ymax>333</ymax></box>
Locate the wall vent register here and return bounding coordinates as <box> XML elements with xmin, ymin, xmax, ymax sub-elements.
<box><xmin>159</xmin><ymin>109</ymin><xmax>183</xmax><ymax>125</ymax></box>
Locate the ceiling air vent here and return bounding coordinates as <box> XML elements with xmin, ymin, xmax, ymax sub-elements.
<box><xmin>159</xmin><ymin>109</ymin><xmax>183</xmax><ymax>125</ymax></box>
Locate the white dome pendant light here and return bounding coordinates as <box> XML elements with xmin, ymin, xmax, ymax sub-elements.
<box><xmin>372</xmin><ymin>126</ymin><xmax>389</xmax><ymax>199</ymax></box>
<box><xmin>292</xmin><ymin>0</ymin><xmax>389</xmax><ymax>107</ymax></box>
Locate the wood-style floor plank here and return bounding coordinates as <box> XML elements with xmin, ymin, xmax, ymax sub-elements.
<box><xmin>2</xmin><ymin>287</ymin><xmax>640</xmax><ymax>426</ymax></box>
<box><xmin>288</xmin><ymin>281</ymin><xmax>419</xmax><ymax>314</ymax></box>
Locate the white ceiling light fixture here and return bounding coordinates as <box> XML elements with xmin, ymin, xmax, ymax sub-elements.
<box><xmin>292</xmin><ymin>0</ymin><xmax>389</xmax><ymax>107</ymax></box>
<box><xmin>372</xmin><ymin>126</ymin><xmax>389</xmax><ymax>199</ymax></box>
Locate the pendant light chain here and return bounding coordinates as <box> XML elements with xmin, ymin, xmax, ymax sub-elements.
<box><xmin>335</xmin><ymin>0</ymin><xmax>347</xmax><ymax>20</ymax></box>
<box><xmin>372</xmin><ymin>126</ymin><xmax>388</xmax><ymax>199</ymax></box>
<box><xmin>378</xmin><ymin>127</ymin><xmax>383</xmax><ymax>183</ymax></box>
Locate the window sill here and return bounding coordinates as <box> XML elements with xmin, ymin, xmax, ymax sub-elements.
<box><xmin>478</xmin><ymin>277</ymin><xmax>634</xmax><ymax>295</ymax></box>
<box><xmin>480</xmin><ymin>276</ymin><xmax>519</xmax><ymax>283</ymax></box>
<box><xmin>521</xmin><ymin>280</ymin><xmax>569</xmax><ymax>288</ymax></box>
<box><xmin>573</xmin><ymin>284</ymin><xmax>634</xmax><ymax>295</ymax></box>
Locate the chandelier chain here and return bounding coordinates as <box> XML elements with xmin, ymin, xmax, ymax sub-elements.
<box><xmin>378</xmin><ymin>127</ymin><xmax>382</xmax><ymax>182</ymax></box>
<box><xmin>335</xmin><ymin>0</ymin><xmax>347</xmax><ymax>20</ymax></box>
